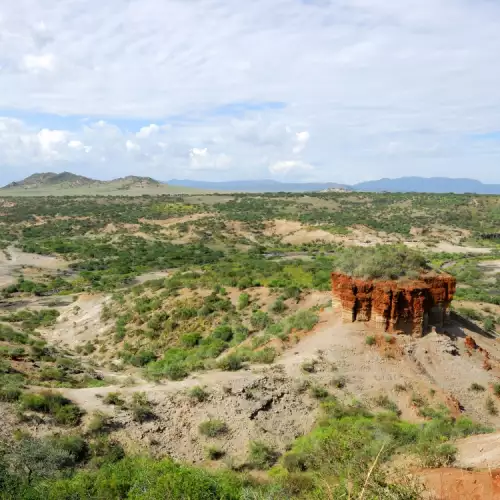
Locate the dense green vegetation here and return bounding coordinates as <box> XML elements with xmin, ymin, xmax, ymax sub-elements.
<box><xmin>333</xmin><ymin>245</ymin><xmax>429</xmax><ymax>279</ymax></box>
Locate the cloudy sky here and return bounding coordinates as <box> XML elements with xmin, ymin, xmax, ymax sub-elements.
<box><xmin>1</xmin><ymin>0</ymin><xmax>500</xmax><ymax>185</ymax></box>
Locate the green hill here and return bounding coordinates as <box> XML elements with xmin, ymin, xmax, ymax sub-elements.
<box><xmin>0</xmin><ymin>172</ymin><xmax>202</xmax><ymax>196</ymax></box>
<box><xmin>4</xmin><ymin>172</ymin><xmax>100</xmax><ymax>190</ymax></box>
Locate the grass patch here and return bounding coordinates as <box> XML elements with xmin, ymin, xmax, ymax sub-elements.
<box><xmin>199</xmin><ymin>419</ymin><xmax>228</xmax><ymax>438</ymax></box>
<box><xmin>20</xmin><ymin>391</ymin><xmax>83</xmax><ymax>426</ymax></box>
<box><xmin>248</xmin><ymin>441</ymin><xmax>279</xmax><ymax>470</ymax></box>
<box><xmin>188</xmin><ymin>386</ymin><xmax>209</xmax><ymax>403</ymax></box>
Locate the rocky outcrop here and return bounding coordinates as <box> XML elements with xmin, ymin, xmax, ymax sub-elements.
<box><xmin>331</xmin><ymin>272</ymin><xmax>456</xmax><ymax>337</ymax></box>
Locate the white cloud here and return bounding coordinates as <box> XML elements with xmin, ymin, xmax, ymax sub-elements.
<box><xmin>125</xmin><ymin>140</ymin><xmax>140</xmax><ymax>152</ymax></box>
<box><xmin>37</xmin><ymin>129</ymin><xmax>68</xmax><ymax>158</ymax></box>
<box><xmin>136</xmin><ymin>124</ymin><xmax>160</xmax><ymax>138</ymax></box>
<box><xmin>293</xmin><ymin>131</ymin><xmax>310</xmax><ymax>154</ymax></box>
<box><xmin>0</xmin><ymin>0</ymin><xmax>500</xmax><ymax>183</ymax></box>
<box><xmin>68</xmin><ymin>140</ymin><xmax>83</xmax><ymax>149</ymax></box>
<box><xmin>190</xmin><ymin>147</ymin><xmax>208</xmax><ymax>159</ymax></box>
<box><xmin>269</xmin><ymin>160</ymin><xmax>313</xmax><ymax>176</ymax></box>
<box><xmin>22</xmin><ymin>54</ymin><xmax>55</xmax><ymax>72</ymax></box>
<box><xmin>189</xmin><ymin>148</ymin><xmax>232</xmax><ymax>171</ymax></box>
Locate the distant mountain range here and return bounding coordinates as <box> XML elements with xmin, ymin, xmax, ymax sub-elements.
<box><xmin>353</xmin><ymin>177</ymin><xmax>500</xmax><ymax>194</ymax></box>
<box><xmin>169</xmin><ymin>177</ymin><xmax>500</xmax><ymax>194</ymax></box>
<box><xmin>3</xmin><ymin>172</ymin><xmax>161</xmax><ymax>190</ymax></box>
<box><xmin>167</xmin><ymin>179</ymin><xmax>349</xmax><ymax>193</ymax></box>
<box><xmin>3</xmin><ymin>172</ymin><xmax>500</xmax><ymax>195</ymax></box>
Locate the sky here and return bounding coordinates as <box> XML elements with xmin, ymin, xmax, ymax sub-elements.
<box><xmin>1</xmin><ymin>0</ymin><xmax>500</xmax><ymax>186</ymax></box>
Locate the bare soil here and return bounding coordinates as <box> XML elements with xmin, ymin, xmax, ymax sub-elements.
<box><xmin>0</xmin><ymin>246</ymin><xmax>68</xmax><ymax>287</ymax></box>
<box><xmin>416</xmin><ymin>467</ymin><xmax>500</xmax><ymax>499</ymax></box>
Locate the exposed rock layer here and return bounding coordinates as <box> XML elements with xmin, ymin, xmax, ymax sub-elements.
<box><xmin>331</xmin><ymin>272</ymin><xmax>456</xmax><ymax>336</ymax></box>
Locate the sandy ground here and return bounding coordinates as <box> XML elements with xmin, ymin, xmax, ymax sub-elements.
<box><xmin>139</xmin><ymin>213</ymin><xmax>213</xmax><ymax>228</ymax></box>
<box><xmin>479</xmin><ymin>260</ymin><xmax>500</xmax><ymax>275</ymax></box>
<box><xmin>42</xmin><ymin>294</ymin><xmax>112</xmax><ymax>348</ymax></box>
<box><xmin>264</xmin><ymin>219</ymin><xmax>492</xmax><ymax>253</ymax></box>
<box><xmin>0</xmin><ymin>246</ymin><xmax>68</xmax><ymax>287</ymax></box>
<box><xmin>406</xmin><ymin>241</ymin><xmax>492</xmax><ymax>254</ymax></box>
<box><xmin>132</xmin><ymin>271</ymin><xmax>170</xmax><ymax>284</ymax></box>
<box><xmin>455</xmin><ymin>432</ymin><xmax>500</xmax><ymax>469</ymax></box>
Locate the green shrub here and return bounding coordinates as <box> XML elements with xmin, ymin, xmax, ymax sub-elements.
<box><xmin>248</xmin><ymin>441</ymin><xmax>279</xmax><ymax>470</ymax></box>
<box><xmin>250</xmin><ymin>347</ymin><xmax>276</xmax><ymax>364</ymax></box>
<box><xmin>469</xmin><ymin>383</ymin><xmax>485</xmax><ymax>392</ymax></box>
<box><xmin>212</xmin><ymin>324</ymin><xmax>233</xmax><ymax>342</ymax></box>
<box><xmin>53</xmin><ymin>403</ymin><xmax>83</xmax><ymax>426</ymax></box>
<box><xmin>334</xmin><ymin>244</ymin><xmax>428</xmax><ymax>279</ymax></box>
<box><xmin>39</xmin><ymin>366</ymin><xmax>66</xmax><ymax>382</ymax></box>
<box><xmin>0</xmin><ymin>358</ymin><xmax>10</xmax><ymax>374</ymax></box>
<box><xmin>129</xmin><ymin>350</ymin><xmax>156</xmax><ymax>367</ymax></box>
<box><xmin>82</xmin><ymin>342</ymin><xmax>96</xmax><ymax>355</ymax></box>
<box><xmin>269</xmin><ymin>298</ymin><xmax>287</xmax><ymax>314</ymax></box>
<box><xmin>310</xmin><ymin>386</ymin><xmax>329</xmax><ymax>399</ymax></box>
<box><xmin>89</xmin><ymin>436</ymin><xmax>125</xmax><ymax>465</ymax></box>
<box><xmin>250</xmin><ymin>311</ymin><xmax>271</xmax><ymax>330</ymax></box>
<box><xmin>373</xmin><ymin>394</ymin><xmax>400</xmax><ymax>415</ymax></box>
<box><xmin>365</xmin><ymin>335</ymin><xmax>376</xmax><ymax>346</ymax></box>
<box><xmin>284</xmin><ymin>310</ymin><xmax>318</xmax><ymax>334</ymax></box>
<box><xmin>199</xmin><ymin>419</ymin><xmax>228</xmax><ymax>437</ymax></box>
<box><xmin>238</xmin><ymin>293</ymin><xmax>250</xmax><ymax>310</ymax></box>
<box><xmin>331</xmin><ymin>376</ymin><xmax>346</xmax><ymax>389</ymax></box>
<box><xmin>18</xmin><ymin>391</ymin><xmax>82</xmax><ymax>425</ymax></box>
<box><xmin>181</xmin><ymin>332</ymin><xmax>202</xmax><ymax>348</ymax></box>
<box><xmin>217</xmin><ymin>354</ymin><xmax>243</xmax><ymax>371</ymax></box>
<box><xmin>189</xmin><ymin>386</ymin><xmax>209</xmax><ymax>403</ymax></box>
<box><xmin>301</xmin><ymin>360</ymin><xmax>316</xmax><ymax>373</ymax></box>
<box><xmin>484</xmin><ymin>317</ymin><xmax>496</xmax><ymax>332</ymax></box>
<box><xmin>87</xmin><ymin>411</ymin><xmax>112</xmax><ymax>434</ymax></box>
<box><xmin>103</xmin><ymin>392</ymin><xmax>125</xmax><ymax>406</ymax></box>
<box><xmin>416</xmin><ymin>442</ymin><xmax>457</xmax><ymax>467</ymax></box>
<box><xmin>0</xmin><ymin>386</ymin><xmax>22</xmax><ymax>402</ymax></box>
<box><xmin>486</xmin><ymin>396</ymin><xmax>498</xmax><ymax>416</ymax></box>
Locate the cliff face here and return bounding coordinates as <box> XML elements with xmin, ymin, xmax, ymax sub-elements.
<box><xmin>331</xmin><ymin>272</ymin><xmax>456</xmax><ymax>337</ymax></box>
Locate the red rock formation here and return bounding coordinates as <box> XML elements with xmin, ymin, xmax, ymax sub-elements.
<box><xmin>331</xmin><ymin>272</ymin><xmax>456</xmax><ymax>337</ymax></box>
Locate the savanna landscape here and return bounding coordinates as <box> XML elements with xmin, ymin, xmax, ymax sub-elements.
<box><xmin>1</xmin><ymin>177</ymin><xmax>500</xmax><ymax>499</ymax></box>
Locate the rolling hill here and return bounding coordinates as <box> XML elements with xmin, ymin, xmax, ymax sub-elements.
<box><xmin>4</xmin><ymin>172</ymin><xmax>99</xmax><ymax>189</ymax></box>
<box><xmin>0</xmin><ymin>172</ymin><xmax>200</xmax><ymax>196</ymax></box>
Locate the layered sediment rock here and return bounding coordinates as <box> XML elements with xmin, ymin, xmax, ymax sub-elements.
<box><xmin>331</xmin><ymin>272</ymin><xmax>456</xmax><ymax>337</ymax></box>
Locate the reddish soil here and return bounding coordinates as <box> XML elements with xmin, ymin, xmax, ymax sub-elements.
<box><xmin>418</xmin><ymin>468</ymin><xmax>500</xmax><ymax>500</ymax></box>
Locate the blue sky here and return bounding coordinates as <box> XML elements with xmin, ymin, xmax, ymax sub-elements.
<box><xmin>1</xmin><ymin>0</ymin><xmax>500</xmax><ymax>185</ymax></box>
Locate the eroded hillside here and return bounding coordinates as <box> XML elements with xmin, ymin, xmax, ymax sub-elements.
<box><xmin>0</xmin><ymin>192</ymin><xmax>500</xmax><ymax>499</ymax></box>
